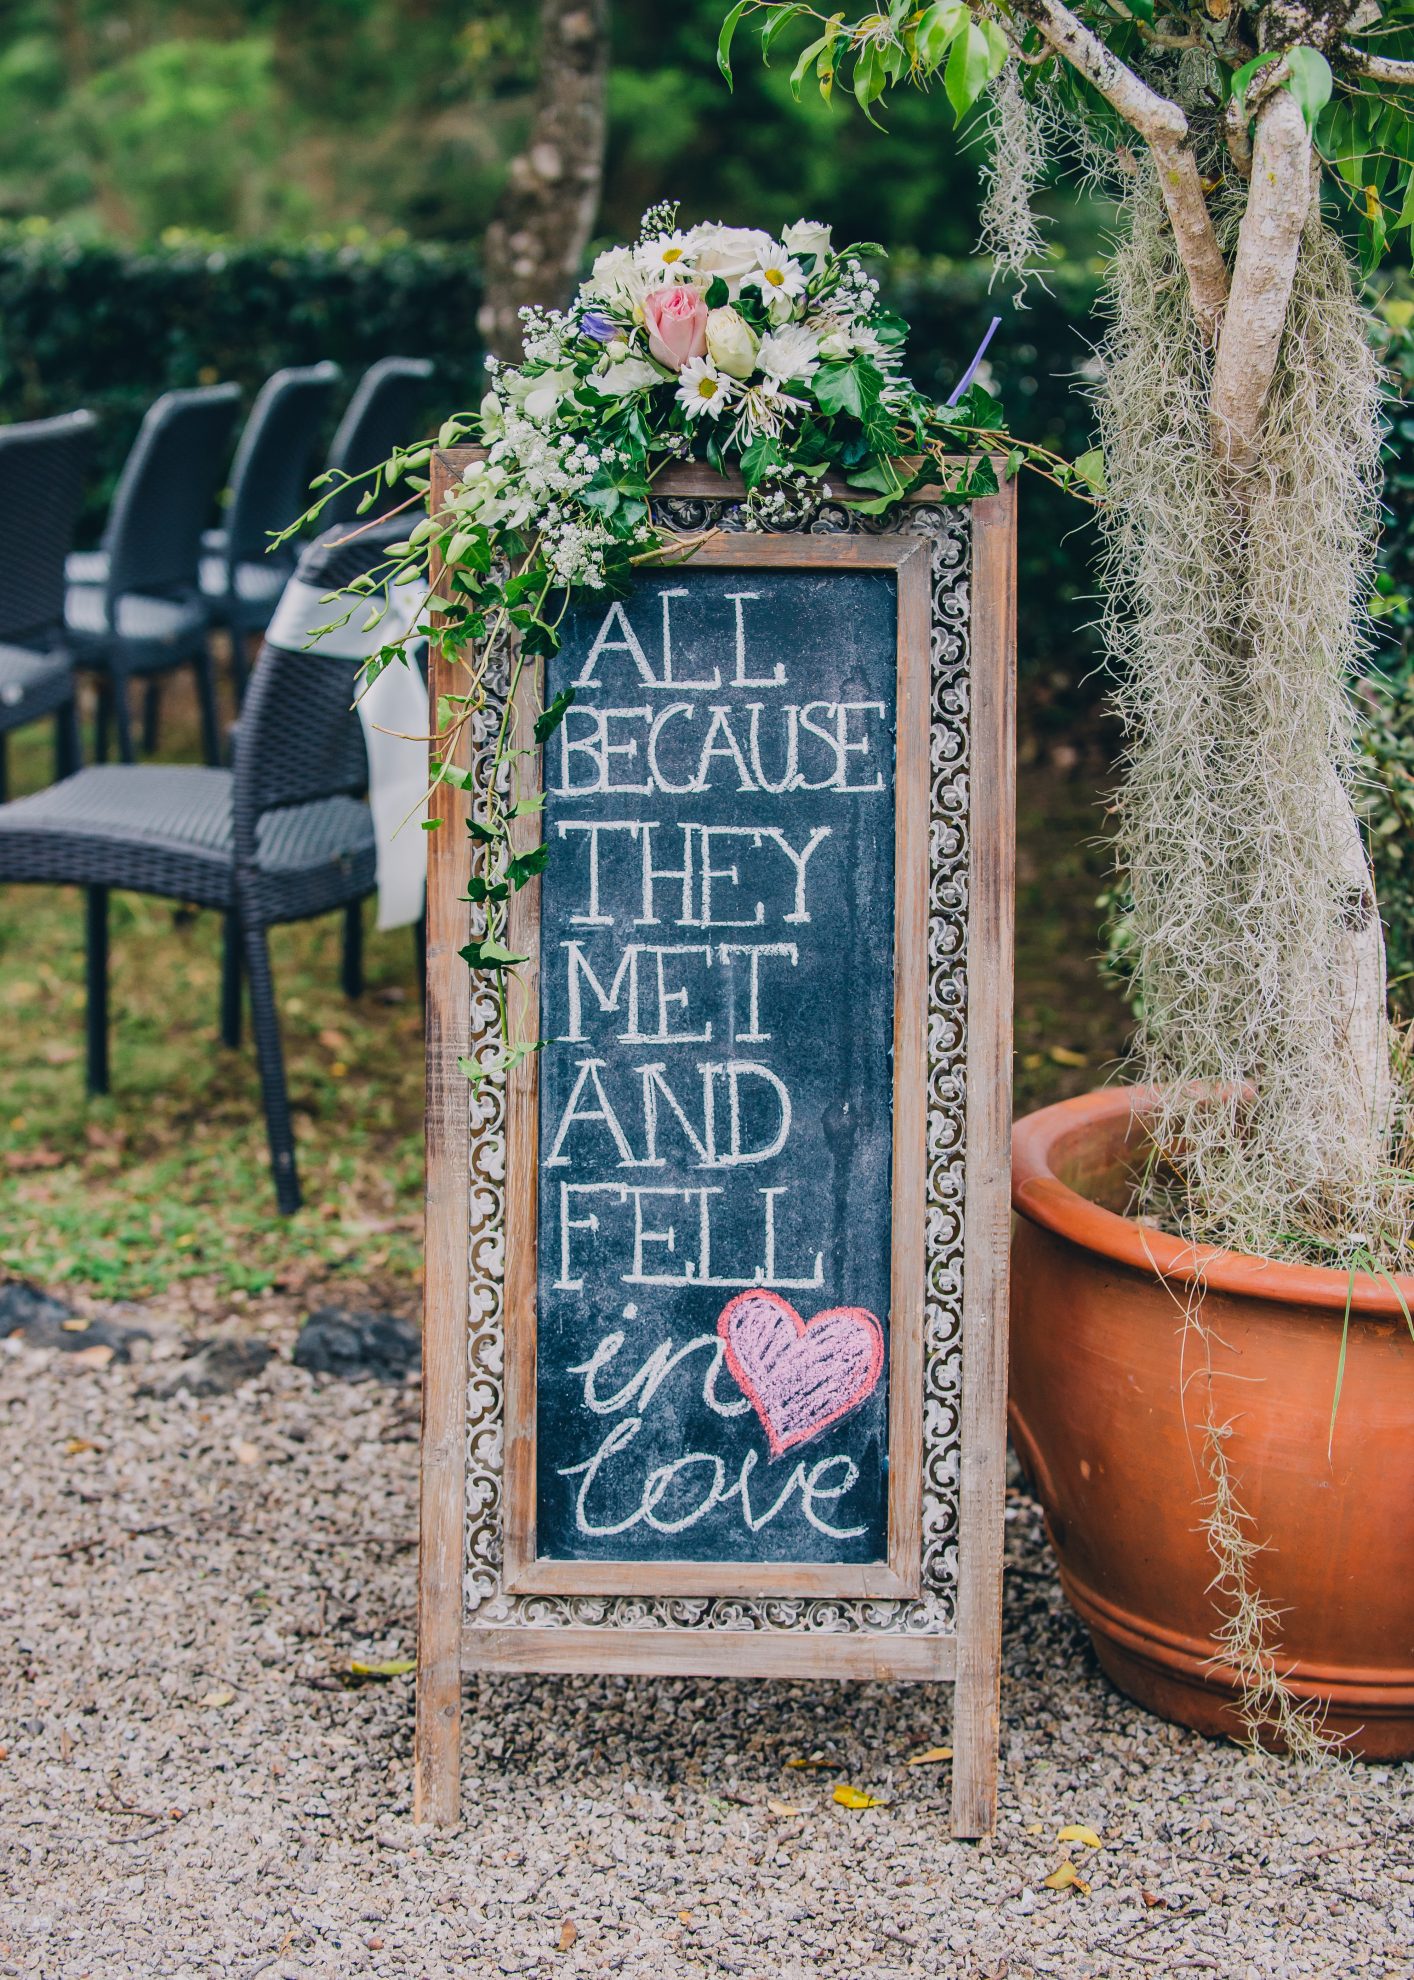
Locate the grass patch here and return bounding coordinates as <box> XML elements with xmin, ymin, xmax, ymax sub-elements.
<box><xmin>0</xmin><ymin>692</ymin><xmax>424</xmax><ymax>1303</ymax></box>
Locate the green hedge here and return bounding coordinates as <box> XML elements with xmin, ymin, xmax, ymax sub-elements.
<box><xmin>0</xmin><ymin>222</ymin><xmax>1107</xmax><ymax>686</ymax></box>
<box><xmin>0</xmin><ymin>221</ymin><xmax>485</xmax><ymax>541</ymax></box>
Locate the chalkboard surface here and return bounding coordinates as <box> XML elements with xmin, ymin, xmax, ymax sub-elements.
<box><xmin>534</xmin><ymin>567</ymin><xmax>901</xmax><ymax>1566</ymax></box>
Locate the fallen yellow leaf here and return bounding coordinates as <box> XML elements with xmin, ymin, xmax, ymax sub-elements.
<box><xmin>67</xmin><ymin>1345</ymin><xmax>114</xmax><ymax>1370</ymax></box>
<box><xmin>1057</xmin><ymin>1824</ymin><xmax>1103</xmax><ymax>1849</ymax></box>
<box><xmin>1043</xmin><ymin>1860</ymin><xmax>1090</xmax><ymax>1895</ymax></box>
<box><xmin>1025</xmin><ymin>1822</ymin><xmax>1044</xmax><ymax>1835</ymax></box>
<box><xmin>199</xmin><ymin>1688</ymin><xmax>236</xmax><ymax>1708</ymax></box>
<box><xmin>63</xmin><ymin>1437</ymin><xmax>99</xmax><ymax>1455</ymax></box>
<box><xmin>1047</xmin><ymin>1045</ymin><xmax>1089</xmax><ymax>1067</ymax></box>
<box><xmin>766</xmin><ymin>1799</ymin><xmax>801</xmax><ymax>1818</ymax></box>
<box><xmin>558</xmin><ymin>1920</ymin><xmax>577</xmax><ymax>1952</ymax></box>
<box><xmin>784</xmin><ymin>1756</ymin><xmax>835</xmax><ymax>1770</ymax></box>
<box><xmin>905</xmin><ymin>1746</ymin><xmax>953</xmax><ymax>1767</ymax></box>
<box><xmin>833</xmin><ymin>1784</ymin><xmax>887</xmax><ymax>1809</ymax></box>
<box><xmin>348</xmin><ymin>1658</ymin><xmax>416</xmax><ymax>1679</ymax></box>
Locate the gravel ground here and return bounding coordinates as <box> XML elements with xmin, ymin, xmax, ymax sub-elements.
<box><xmin>2</xmin><ymin>1308</ymin><xmax>1411</xmax><ymax>1980</ymax></box>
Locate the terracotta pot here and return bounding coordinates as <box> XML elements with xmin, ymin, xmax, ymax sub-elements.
<box><xmin>1010</xmin><ymin>1087</ymin><xmax>1414</xmax><ymax>1756</ymax></box>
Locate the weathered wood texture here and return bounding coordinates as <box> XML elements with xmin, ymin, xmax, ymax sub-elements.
<box><xmin>413</xmin><ymin>450</ymin><xmax>471</xmax><ymax>1829</ymax></box>
<box><xmin>950</xmin><ymin>481</ymin><xmax>1017</xmax><ymax>1839</ymax></box>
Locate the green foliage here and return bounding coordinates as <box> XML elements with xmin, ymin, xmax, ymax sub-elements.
<box><xmin>0</xmin><ymin>221</ymin><xmax>481</xmax><ymax>539</ymax></box>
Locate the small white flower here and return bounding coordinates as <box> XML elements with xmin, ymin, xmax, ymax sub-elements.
<box><xmin>520</xmin><ymin>366</ymin><xmax>578</xmax><ymax>423</ymax></box>
<box><xmin>782</xmin><ymin>219</ymin><xmax>832</xmax><ymax>264</ymax></box>
<box><xmin>744</xmin><ymin>247</ymin><xmax>806</xmax><ymax>306</ymax></box>
<box><xmin>733</xmin><ymin>379</ymin><xmax>809</xmax><ymax>441</ymax></box>
<box><xmin>593</xmin><ymin>356</ymin><xmax>662</xmax><ymax>397</ymax></box>
<box><xmin>758</xmin><ymin>324</ymin><xmax>820</xmax><ymax>384</ymax></box>
<box><xmin>605</xmin><ymin>337</ymin><xmax>629</xmax><ymax>362</ymax></box>
<box><xmin>676</xmin><ymin>356</ymin><xmax>735</xmax><ymax>420</ymax></box>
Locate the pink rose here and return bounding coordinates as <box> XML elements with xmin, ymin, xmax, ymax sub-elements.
<box><xmin>643</xmin><ymin>284</ymin><xmax>708</xmax><ymax>371</ymax></box>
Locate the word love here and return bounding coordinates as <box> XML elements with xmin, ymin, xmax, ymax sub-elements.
<box><xmin>561</xmin><ymin>1304</ymin><xmax>877</xmax><ymax>1540</ymax></box>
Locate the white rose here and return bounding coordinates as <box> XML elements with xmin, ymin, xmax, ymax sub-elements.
<box><xmin>594</xmin><ymin>356</ymin><xmax>661</xmax><ymax>397</ymax></box>
<box><xmin>766</xmin><ymin>287</ymin><xmax>797</xmax><ymax>327</ymax></box>
<box><xmin>818</xmin><ymin>328</ymin><xmax>853</xmax><ymax>360</ymax></box>
<box><xmin>605</xmin><ymin>337</ymin><xmax>629</xmax><ymax>362</ymax></box>
<box><xmin>588</xmin><ymin>244</ymin><xmax>649</xmax><ymax>308</ymax></box>
<box><xmin>692</xmin><ymin>224</ymin><xmax>775</xmax><ymax>296</ymax></box>
<box><xmin>782</xmin><ymin>219</ymin><xmax>832</xmax><ymax>263</ymax></box>
<box><xmin>705</xmin><ymin>305</ymin><xmax>760</xmax><ymax>381</ymax></box>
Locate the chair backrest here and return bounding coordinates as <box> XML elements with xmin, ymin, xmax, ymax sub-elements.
<box><xmin>103</xmin><ymin>384</ymin><xmax>242</xmax><ymax>600</ymax></box>
<box><xmin>0</xmin><ymin>410</ymin><xmax>98</xmax><ymax>645</ymax></box>
<box><xmin>321</xmin><ymin>357</ymin><xmax>433</xmax><ymax>522</ymax></box>
<box><xmin>222</xmin><ymin>361</ymin><xmax>341</xmax><ymax>570</ymax></box>
<box><xmin>232</xmin><ymin>520</ymin><xmax>412</xmax><ymax>854</ymax></box>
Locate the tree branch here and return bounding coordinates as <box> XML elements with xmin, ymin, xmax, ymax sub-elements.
<box><xmin>1209</xmin><ymin>87</ymin><xmax>1311</xmax><ymax>477</ymax></box>
<box><xmin>1339</xmin><ymin>45</ymin><xmax>1414</xmax><ymax>82</ymax></box>
<box><xmin>1012</xmin><ymin>0</ymin><xmax>1230</xmax><ymax>343</ymax></box>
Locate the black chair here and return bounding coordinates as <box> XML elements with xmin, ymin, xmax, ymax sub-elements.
<box><xmin>200</xmin><ymin>361</ymin><xmax>341</xmax><ymax>703</ymax></box>
<box><xmin>0</xmin><ymin>411</ymin><xmax>98</xmax><ymax>803</ymax></box>
<box><xmin>65</xmin><ymin>384</ymin><xmax>241</xmax><ymax>766</ymax></box>
<box><xmin>0</xmin><ymin>520</ymin><xmax>422</xmax><ymax>1215</ymax></box>
<box><xmin>320</xmin><ymin>357</ymin><xmax>433</xmax><ymax>522</ymax></box>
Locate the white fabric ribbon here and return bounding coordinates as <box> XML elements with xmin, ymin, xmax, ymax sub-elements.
<box><xmin>266</xmin><ymin>576</ymin><xmax>429</xmax><ymax>931</ymax></box>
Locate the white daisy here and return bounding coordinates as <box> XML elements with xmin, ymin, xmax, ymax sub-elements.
<box><xmin>636</xmin><ymin>231</ymin><xmax>696</xmax><ymax>280</ymax></box>
<box><xmin>676</xmin><ymin>356</ymin><xmax>735</xmax><ymax>420</ymax></box>
<box><xmin>744</xmin><ymin>247</ymin><xmax>806</xmax><ymax>306</ymax></box>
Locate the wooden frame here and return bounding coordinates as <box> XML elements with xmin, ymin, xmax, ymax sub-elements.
<box><xmin>500</xmin><ymin>532</ymin><xmax>930</xmax><ymax>1604</ymax></box>
<box><xmin>416</xmin><ymin>456</ymin><xmax>1016</xmax><ymax>1842</ymax></box>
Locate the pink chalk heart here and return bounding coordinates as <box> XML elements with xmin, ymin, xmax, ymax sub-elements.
<box><xmin>717</xmin><ymin>1289</ymin><xmax>885</xmax><ymax>1460</ymax></box>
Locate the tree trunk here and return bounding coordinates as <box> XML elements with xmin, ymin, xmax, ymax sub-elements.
<box><xmin>478</xmin><ymin>0</ymin><xmax>610</xmax><ymax>365</ymax></box>
<box><xmin>1205</xmin><ymin>90</ymin><xmax>1393</xmax><ymax>1147</ymax></box>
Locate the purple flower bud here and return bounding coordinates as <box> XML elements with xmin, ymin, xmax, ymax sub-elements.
<box><xmin>579</xmin><ymin>310</ymin><xmax>619</xmax><ymax>343</ymax></box>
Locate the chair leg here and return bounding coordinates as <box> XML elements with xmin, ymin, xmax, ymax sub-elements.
<box><xmin>142</xmin><ymin>681</ymin><xmax>162</xmax><ymax>755</ymax></box>
<box><xmin>94</xmin><ymin>680</ymin><xmax>110</xmax><ymax>764</ymax></box>
<box><xmin>57</xmin><ymin>698</ymin><xmax>80</xmax><ymax>780</ymax></box>
<box><xmin>194</xmin><ymin>645</ymin><xmax>221</xmax><ymax>768</ymax></box>
<box><xmin>342</xmin><ymin>898</ymin><xmax>364</xmax><ymax>1000</ymax></box>
<box><xmin>86</xmin><ymin>886</ymin><xmax>109</xmax><ymax>1096</ymax></box>
<box><xmin>110</xmin><ymin>676</ymin><xmax>136</xmax><ymax>765</ymax></box>
<box><xmin>220</xmin><ymin>911</ymin><xmax>242</xmax><ymax>1048</ymax></box>
<box><xmin>242</xmin><ymin>916</ymin><xmax>301</xmax><ymax>1215</ymax></box>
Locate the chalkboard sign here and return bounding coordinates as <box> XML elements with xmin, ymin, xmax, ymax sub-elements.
<box><xmin>418</xmin><ymin>458</ymin><xmax>1016</xmax><ymax>1840</ymax></box>
<box><xmin>519</xmin><ymin>554</ymin><xmax>924</xmax><ymax>1590</ymax></box>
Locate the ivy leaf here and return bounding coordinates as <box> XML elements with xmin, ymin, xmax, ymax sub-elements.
<box><xmin>505</xmin><ymin>843</ymin><xmax>550</xmax><ymax>890</ymax></box>
<box><xmin>534</xmin><ymin>686</ymin><xmax>577</xmax><ymax>744</ymax></box>
<box><xmin>1283</xmin><ymin>47</ymin><xmax>1333</xmax><ymax>137</ymax></box>
<box><xmin>741</xmin><ymin>433</ymin><xmax>784</xmax><ymax>489</ymax></box>
<box><xmin>461</xmin><ymin>936</ymin><xmax>528</xmax><ymax>971</ymax></box>
<box><xmin>814</xmin><ymin>356</ymin><xmax>885</xmax><ymax>421</ymax></box>
<box><xmin>718</xmin><ymin>0</ymin><xmax>749</xmax><ymax>86</ymax></box>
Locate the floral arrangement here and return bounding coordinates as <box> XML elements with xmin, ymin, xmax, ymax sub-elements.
<box><xmin>287</xmin><ymin>206</ymin><xmax>1071</xmax><ymax>1072</ymax></box>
